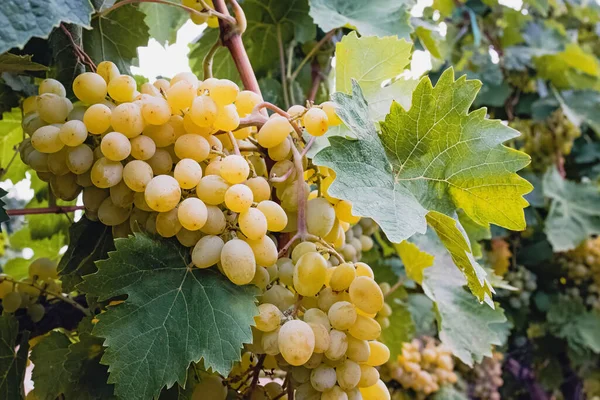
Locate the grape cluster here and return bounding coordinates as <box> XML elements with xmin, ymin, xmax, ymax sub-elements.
<box><xmin>0</xmin><ymin>258</ymin><xmax>61</xmax><ymax>321</ymax></box>
<box><xmin>558</xmin><ymin>237</ymin><xmax>600</xmax><ymax>311</ymax></box>
<box><xmin>510</xmin><ymin>109</ymin><xmax>581</xmax><ymax>171</ymax></box>
<box><xmin>17</xmin><ymin>65</ymin><xmax>394</xmax><ymax>399</ymax></box>
<box><xmin>386</xmin><ymin>338</ymin><xmax>457</xmax><ymax>396</ymax></box>
<box><xmin>465</xmin><ymin>352</ymin><xmax>504</xmax><ymax>400</ymax></box>
<box><xmin>183</xmin><ymin>0</ymin><xmax>219</xmax><ymax>27</ymax></box>
<box><xmin>498</xmin><ymin>265</ymin><xmax>537</xmax><ymax>309</ymax></box>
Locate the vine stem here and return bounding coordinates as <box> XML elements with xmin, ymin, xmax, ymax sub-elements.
<box><xmin>227</xmin><ymin>131</ymin><xmax>241</xmax><ymax>155</ymax></box>
<box><xmin>0</xmin><ymin>146</ymin><xmax>20</xmax><ymax>179</ymax></box>
<box><xmin>97</xmin><ymin>0</ymin><xmax>236</xmax><ymax>25</ymax></box>
<box><xmin>277</xmin><ymin>25</ymin><xmax>290</xmax><ymax>109</ymax></box>
<box><xmin>0</xmin><ymin>276</ymin><xmax>91</xmax><ymax>317</ymax></box>
<box><xmin>290</xmin><ymin>137</ymin><xmax>307</xmax><ymax>238</ymax></box>
<box><xmin>6</xmin><ymin>206</ymin><xmax>85</xmax><ymax>216</ymax></box>
<box><xmin>384</xmin><ymin>279</ymin><xmax>405</xmax><ymax>298</ymax></box>
<box><xmin>213</xmin><ymin>0</ymin><xmax>261</xmax><ymax>94</ymax></box>
<box><xmin>289</xmin><ymin>29</ymin><xmax>337</xmax><ymax>82</ymax></box>
<box><xmin>60</xmin><ymin>24</ymin><xmax>96</xmax><ymax>72</ymax></box>
<box><xmin>251</xmin><ymin>102</ymin><xmax>304</xmax><ymax>138</ymax></box>
<box><xmin>203</xmin><ymin>37</ymin><xmax>222</xmax><ymax>80</ymax></box>
<box><xmin>270</xmin><ymin>137</ymin><xmax>316</xmax><ymax>183</ymax></box>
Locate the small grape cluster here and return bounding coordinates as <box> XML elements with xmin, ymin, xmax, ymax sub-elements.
<box><xmin>558</xmin><ymin>237</ymin><xmax>600</xmax><ymax>311</ymax></box>
<box><xmin>498</xmin><ymin>265</ymin><xmax>537</xmax><ymax>309</ymax></box>
<box><xmin>465</xmin><ymin>352</ymin><xmax>504</xmax><ymax>400</ymax></box>
<box><xmin>386</xmin><ymin>337</ymin><xmax>458</xmax><ymax>397</ymax></box>
<box><xmin>510</xmin><ymin>109</ymin><xmax>581</xmax><ymax>171</ymax></box>
<box><xmin>0</xmin><ymin>258</ymin><xmax>61</xmax><ymax>322</ymax></box>
<box><xmin>340</xmin><ymin>218</ymin><xmax>377</xmax><ymax>263</ymax></box>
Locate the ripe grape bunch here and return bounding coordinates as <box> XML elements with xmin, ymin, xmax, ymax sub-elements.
<box><xmin>19</xmin><ymin>63</ymin><xmax>394</xmax><ymax>399</ymax></box>
<box><xmin>385</xmin><ymin>337</ymin><xmax>458</xmax><ymax>397</ymax></box>
<box><xmin>465</xmin><ymin>352</ymin><xmax>504</xmax><ymax>400</ymax></box>
<box><xmin>558</xmin><ymin>237</ymin><xmax>600</xmax><ymax>311</ymax></box>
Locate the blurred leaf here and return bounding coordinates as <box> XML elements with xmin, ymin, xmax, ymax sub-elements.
<box><xmin>189</xmin><ymin>29</ymin><xmax>241</xmax><ymax>85</ymax></box>
<box><xmin>0</xmin><ymin>53</ymin><xmax>47</xmax><ymax>74</ymax></box>
<box><xmin>140</xmin><ymin>2</ymin><xmax>186</xmax><ymax>46</ymax></box>
<box><xmin>380</xmin><ymin>290</ymin><xmax>416</xmax><ymax>361</ymax></box>
<box><xmin>30</xmin><ymin>332</ymin><xmax>72</xmax><ymax>400</ymax></box>
<box><xmin>394</xmin><ymin>240</ymin><xmax>433</xmax><ymax>284</ymax></box>
<box><xmin>0</xmin><ymin>315</ymin><xmax>29</xmax><ymax>399</ymax></box>
<box><xmin>0</xmin><ymin>109</ymin><xmax>28</xmax><ymax>184</ymax></box>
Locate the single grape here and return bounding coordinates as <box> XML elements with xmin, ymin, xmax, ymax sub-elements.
<box><xmin>123</xmin><ymin>160</ymin><xmax>154</xmax><ymax>192</ymax></box>
<box><xmin>178</xmin><ymin>197</ymin><xmax>208</xmax><ymax>231</ymax></box>
<box><xmin>238</xmin><ymin>208</ymin><xmax>268</xmax><ymax>240</ymax></box>
<box><xmin>278</xmin><ymin>320</ymin><xmax>315</xmax><ymax>366</ymax></box>
<box><xmin>28</xmin><ymin>303</ymin><xmax>46</xmax><ymax>323</ymax></box>
<box><xmin>156</xmin><ymin>207</ymin><xmax>182</xmax><ymax>238</ymax></box>
<box><xmin>31</xmin><ymin>125</ymin><xmax>64</xmax><ymax>153</ymax></box>
<box><xmin>39</xmin><ymin>78</ymin><xmax>66</xmax><ymax>97</ymax></box>
<box><xmin>141</xmin><ymin>96</ymin><xmax>171</xmax><ymax>125</ymax></box>
<box><xmin>97</xmin><ymin>61</ymin><xmax>120</xmax><ymax>83</ymax></box>
<box><xmin>29</xmin><ymin>258</ymin><xmax>57</xmax><ymax>280</ymax></box>
<box><xmin>200</xmin><ymin>205</ymin><xmax>226</xmax><ymax>235</ymax></box>
<box><xmin>130</xmin><ymin>135</ymin><xmax>157</xmax><ymax>160</ymax></box>
<box><xmin>59</xmin><ymin>120</ymin><xmax>88</xmax><ymax>147</ymax></box>
<box><xmin>224</xmin><ymin>184</ymin><xmax>254</xmax><ymax>213</ymax></box>
<box><xmin>2</xmin><ymin>291</ymin><xmax>23</xmax><ymax>313</ymax></box>
<box><xmin>84</xmin><ymin>103</ymin><xmax>112</xmax><ymax>134</ymax></box>
<box><xmin>101</xmin><ymin>131</ymin><xmax>131</xmax><ymax>161</ymax></box>
<box><xmin>147</xmin><ymin>148</ymin><xmax>173</xmax><ymax>175</ymax></box>
<box><xmin>245</xmin><ymin>177</ymin><xmax>271</xmax><ymax>202</ymax></box>
<box><xmin>349</xmin><ymin>276</ymin><xmax>384</xmax><ymax>314</ymax></box>
<box><xmin>174</xmin><ymin>158</ymin><xmax>203</xmax><ymax>189</ymax></box>
<box><xmin>366</xmin><ymin>341</ymin><xmax>390</xmax><ymax>367</ymax></box>
<box><xmin>214</xmin><ymin>104</ymin><xmax>240</xmax><ymax>131</ymax></box>
<box><xmin>303</xmin><ymin>107</ymin><xmax>329</xmax><ymax>136</ymax></box>
<box><xmin>98</xmin><ymin>197</ymin><xmax>131</xmax><ymax>226</ymax></box>
<box><xmin>91</xmin><ymin>157</ymin><xmax>123</xmax><ymax>188</ymax></box>
<box><xmin>110</xmin><ymin>180</ymin><xmax>135</xmax><ymax>208</ymax></box>
<box><xmin>111</xmin><ymin>103</ymin><xmax>144</xmax><ymax>138</ymax></box>
<box><xmin>73</xmin><ymin>72</ymin><xmax>107</xmax><ymax>104</ymax></box>
<box><xmin>328</xmin><ymin>301</ymin><xmax>358</xmax><ymax>330</ymax></box>
<box><xmin>66</xmin><ymin>144</ymin><xmax>94</xmax><ymax>174</ymax></box>
<box><xmin>108</xmin><ymin>75</ymin><xmax>137</xmax><ymax>102</ymax></box>
<box><xmin>306</xmin><ymin>197</ymin><xmax>336</xmax><ymax>237</ymax></box>
<box><xmin>220</xmin><ymin>239</ymin><xmax>257</xmax><ymax>285</ymax></box>
<box><xmin>167</xmin><ymin>80</ymin><xmax>196</xmax><ymax>114</ymax></box>
<box><xmin>220</xmin><ymin>155</ymin><xmax>250</xmax><ymax>184</ymax></box>
<box><xmin>256</xmin><ymin>115</ymin><xmax>293</xmax><ymax>148</ymax></box>
<box><xmin>246</xmin><ymin>235</ymin><xmax>278</xmax><ymax>267</ymax></box>
<box><xmin>348</xmin><ymin>315</ymin><xmax>381</xmax><ymax>341</ymax></box>
<box><xmin>192</xmin><ymin>235</ymin><xmax>225</xmax><ymax>268</ymax></box>
<box><xmin>174</xmin><ymin>134</ymin><xmax>210</xmax><ymax>162</ymax></box>
<box><xmin>254</xmin><ymin>303</ymin><xmax>283</xmax><ymax>332</ymax></box>
<box><xmin>144</xmin><ymin>175</ymin><xmax>181</xmax><ymax>212</ymax></box>
<box><xmin>293</xmin><ymin>251</ymin><xmax>327</xmax><ymax>296</ymax></box>
<box><xmin>235</xmin><ymin>90</ymin><xmax>261</xmax><ymax>116</ymax></box>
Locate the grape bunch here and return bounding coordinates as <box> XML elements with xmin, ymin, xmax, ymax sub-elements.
<box><xmin>385</xmin><ymin>337</ymin><xmax>458</xmax><ymax>397</ymax></box>
<box><xmin>497</xmin><ymin>265</ymin><xmax>537</xmax><ymax>309</ymax></box>
<box><xmin>17</xmin><ymin>64</ymin><xmax>394</xmax><ymax>399</ymax></box>
<box><xmin>0</xmin><ymin>258</ymin><xmax>62</xmax><ymax>322</ymax></box>
<box><xmin>465</xmin><ymin>352</ymin><xmax>504</xmax><ymax>400</ymax></box>
<box><xmin>557</xmin><ymin>237</ymin><xmax>600</xmax><ymax>311</ymax></box>
<box><xmin>510</xmin><ymin>109</ymin><xmax>581</xmax><ymax>171</ymax></box>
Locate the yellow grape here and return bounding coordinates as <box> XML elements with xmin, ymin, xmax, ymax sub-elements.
<box><xmin>107</xmin><ymin>75</ymin><xmax>137</xmax><ymax>102</ymax></box>
<box><xmin>167</xmin><ymin>80</ymin><xmax>196</xmax><ymax>113</ymax></box>
<box><xmin>189</xmin><ymin>95</ymin><xmax>218</xmax><ymax>127</ymax></box>
<box><xmin>336</xmin><ymin>360</ymin><xmax>361</xmax><ymax>391</ymax></box>
<box><xmin>348</xmin><ymin>315</ymin><xmax>381</xmax><ymax>341</ymax></box>
<box><xmin>39</xmin><ymin>78</ymin><xmax>66</xmax><ymax>97</ymax></box>
<box><xmin>310</xmin><ymin>365</ymin><xmax>337</xmax><ymax>392</ymax></box>
<box><xmin>147</xmin><ymin>148</ymin><xmax>173</xmax><ymax>175</ymax></box>
<box><xmin>359</xmin><ymin>380</ymin><xmax>389</xmax><ymax>400</ymax></box>
<box><xmin>175</xmin><ymin>228</ymin><xmax>203</xmax><ymax>247</ymax></box>
<box><xmin>23</xmin><ymin>96</ymin><xmax>37</xmax><ymax>114</ymax></box>
<box><xmin>328</xmin><ymin>301</ymin><xmax>357</xmax><ymax>330</ymax></box>
<box><xmin>196</xmin><ymin>175</ymin><xmax>230</xmax><ymax>205</ymax></box>
<box><xmin>244</xmin><ymin>177</ymin><xmax>271</xmax><ymax>202</ymax></box>
<box><xmin>156</xmin><ymin>207</ymin><xmax>182</xmax><ymax>238</ymax></box>
<box><xmin>355</xmin><ymin>262</ymin><xmax>374</xmax><ymax>279</ymax></box>
<box><xmin>142</xmin><ymin>96</ymin><xmax>171</xmax><ymax>125</ymax></box>
<box><xmin>73</xmin><ymin>72</ymin><xmax>107</xmax><ymax>104</ymax></box>
<box><xmin>174</xmin><ymin>134</ymin><xmax>210</xmax><ymax>162</ymax></box>
<box><xmin>174</xmin><ymin>158</ymin><xmax>203</xmax><ymax>189</ymax></box>
<box><xmin>200</xmin><ymin>205</ymin><xmax>226</xmax><ymax>235</ymax></box>
<box><xmin>346</xmin><ymin>336</ymin><xmax>370</xmax><ymax>363</ymax></box>
<box><xmin>224</xmin><ymin>184</ymin><xmax>253</xmax><ymax>213</ymax></box>
<box><xmin>192</xmin><ymin>235</ymin><xmax>225</xmax><ymax>268</ymax></box>
<box><xmin>153</xmin><ymin>79</ymin><xmax>170</xmax><ymax>93</ymax></box>
<box><xmin>83</xmin><ymin>186</ymin><xmax>109</xmax><ymax>212</ymax></box>
<box><xmin>111</xmin><ymin>103</ymin><xmax>144</xmax><ymax>138</ymax></box>
<box><xmin>178</xmin><ymin>197</ymin><xmax>208</xmax><ymax>231</ymax></box>
<box><xmin>349</xmin><ymin>276</ymin><xmax>383</xmax><ymax>314</ymax></box>
<box><xmin>214</xmin><ymin>104</ymin><xmax>240</xmax><ymax>131</ymax></box>
<box><xmin>287</xmin><ymin>105</ymin><xmax>306</xmax><ymax>118</ymax></box>
<box><xmin>47</xmin><ymin>148</ymin><xmax>69</xmax><ymax>176</ymax></box>
<box><xmin>220</xmin><ymin>238</ymin><xmax>256</xmax><ymax>285</ymax></box>
<box><xmin>83</xmin><ymin>103</ymin><xmax>112</xmax><ymax>134</ymax></box>
<box><xmin>144</xmin><ymin>175</ymin><xmax>181</xmax><ymax>212</ymax></box>
<box><xmin>235</xmin><ymin>90</ymin><xmax>261</xmax><ymax>116</ymax></box>
<box><xmin>98</xmin><ymin>197</ymin><xmax>131</xmax><ymax>226</ymax></box>
<box><xmin>324</xmin><ymin>329</ymin><xmax>348</xmax><ymax>361</ymax></box>
<box><xmin>291</xmin><ymin>241</ymin><xmax>317</xmax><ymax>264</ymax></box>
<box><xmin>141</xmin><ymin>82</ymin><xmax>161</xmax><ymax>97</ymax></box>
<box><xmin>219</xmin><ymin>155</ymin><xmax>248</xmax><ymax>184</ymax></box>
<box><xmin>321</xmin><ymin>101</ymin><xmax>342</xmax><ymax>126</ymax></box>
<box><xmin>29</xmin><ymin>258</ymin><xmax>58</xmax><ymax>280</ymax></box>
<box><xmin>245</xmin><ymin>235</ymin><xmax>278</xmax><ymax>267</ymax></box>
<box><xmin>365</xmin><ymin>341</ymin><xmax>389</xmax><ymax>367</ymax></box>
<box><xmin>278</xmin><ymin>320</ymin><xmax>315</xmax><ymax>366</ymax></box>
<box><xmin>256</xmin><ymin>200</ymin><xmax>287</xmax><ymax>232</ymax></box>
<box><xmin>303</xmin><ymin>107</ymin><xmax>329</xmax><ymax>137</ymax></box>
<box><xmin>91</xmin><ymin>157</ymin><xmax>123</xmax><ymax>188</ymax></box>
<box><xmin>59</xmin><ymin>120</ymin><xmax>87</xmax><ymax>147</ymax></box>
<box><xmin>171</xmin><ymin>71</ymin><xmax>199</xmax><ymax>88</ymax></box>
<box><xmin>130</xmin><ymin>135</ymin><xmax>157</xmax><ymax>160</ymax></box>
<box><xmin>31</xmin><ymin>125</ymin><xmax>64</xmax><ymax>153</ymax></box>
<box><xmin>66</xmin><ymin>144</ymin><xmax>94</xmax><ymax>174</ymax></box>
<box><xmin>36</xmin><ymin>93</ymin><xmax>69</xmax><ymax>123</ymax></box>
<box><xmin>110</xmin><ymin>180</ymin><xmax>135</xmax><ymax>207</ymax></box>
<box><xmin>2</xmin><ymin>291</ymin><xmax>22</xmax><ymax>313</ymax></box>
<box><xmin>101</xmin><ymin>131</ymin><xmax>131</xmax><ymax>161</ymax></box>
<box><xmin>293</xmin><ymin>251</ymin><xmax>327</xmax><ymax>296</ymax></box>
<box><xmin>358</xmin><ymin>365</ymin><xmax>379</xmax><ymax>388</ymax></box>
<box><xmin>232</xmin><ymin>126</ymin><xmax>254</xmax><ymax>140</ymax></box>
<box><xmin>256</xmin><ymin>115</ymin><xmax>292</xmax><ymax>148</ymax></box>
<box><xmin>133</xmin><ymin>191</ymin><xmax>153</xmax><ymax>212</ymax></box>
<box><xmin>306</xmin><ymin>197</ymin><xmax>336</xmax><ymax>237</ymax></box>
<box><xmin>209</xmin><ymin>79</ymin><xmax>239</xmax><ymax>106</ymax></box>
<box><xmin>254</xmin><ymin>303</ymin><xmax>282</xmax><ymax>332</ymax></box>
<box><xmin>97</xmin><ymin>61</ymin><xmax>120</xmax><ymax>83</ymax></box>
<box><xmin>268</xmin><ymin>138</ymin><xmax>291</xmax><ymax>161</ymax></box>
<box><xmin>329</xmin><ymin>262</ymin><xmax>356</xmax><ymax>292</ymax></box>
<box><xmin>238</xmin><ymin>208</ymin><xmax>268</xmax><ymax>240</ymax></box>
<box><xmin>143</xmin><ymin>123</ymin><xmax>175</xmax><ymax>147</ymax></box>
<box><xmin>123</xmin><ymin>160</ymin><xmax>154</xmax><ymax>192</ymax></box>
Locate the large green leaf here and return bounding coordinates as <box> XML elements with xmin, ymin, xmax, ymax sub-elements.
<box><xmin>0</xmin><ymin>53</ymin><xmax>47</xmax><ymax>74</ymax></box>
<box><xmin>543</xmin><ymin>167</ymin><xmax>600</xmax><ymax>251</ymax></box>
<box><xmin>242</xmin><ymin>0</ymin><xmax>316</xmax><ymax>73</ymax></box>
<box><xmin>79</xmin><ymin>233</ymin><xmax>259</xmax><ymax>400</ymax></box>
<box><xmin>140</xmin><ymin>2</ymin><xmax>186</xmax><ymax>46</ymax></box>
<box><xmin>414</xmin><ymin>232</ymin><xmax>507</xmax><ymax>366</ymax></box>
<box><xmin>0</xmin><ymin>315</ymin><xmax>30</xmax><ymax>400</ymax></box>
<box><xmin>0</xmin><ymin>109</ymin><xmax>28</xmax><ymax>184</ymax></box>
<box><xmin>534</xmin><ymin>44</ymin><xmax>600</xmax><ymax>89</ymax></box>
<box><xmin>309</xmin><ymin>0</ymin><xmax>414</xmax><ymax>39</ymax></box>
<box><xmin>30</xmin><ymin>332</ymin><xmax>72</xmax><ymax>400</ymax></box>
<box><xmin>84</xmin><ymin>4</ymin><xmax>150</xmax><ymax>74</ymax></box>
<box><xmin>547</xmin><ymin>296</ymin><xmax>600</xmax><ymax>355</ymax></box>
<box><xmin>0</xmin><ymin>0</ymin><xmax>93</xmax><ymax>54</ymax></box>
<box><xmin>58</xmin><ymin>217</ymin><xmax>114</xmax><ymax>292</ymax></box>
<box><xmin>314</xmin><ymin>70</ymin><xmax>532</xmax><ymax>245</ymax></box>
<box><xmin>379</xmin><ymin>291</ymin><xmax>415</xmax><ymax>361</ymax></box>
<box><xmin>188</xmin><ymin>29</ymin><xmax>241</xmax><ymax>85</ymax></box>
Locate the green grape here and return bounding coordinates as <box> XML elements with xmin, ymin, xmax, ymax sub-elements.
<box><xmin>175</xmin><ymin>227</ymin><xmax>203</xmax><ymax>247</ymax></box>
<box><xmin>329</xmin><ymin>263</ymin><xmax>356</xmax><ymax>292</ymax></box>
<box><xmin>156</xmin><ymin>207</ymin><xmax>182</xmax><ymax>238</ymax></box>
<box><xmin>359</xmin><ymin>380</ymin><xmax>389</xmax><ymax>400</ymax></box>
<box><xmin>31</xmin><ymin>125</ymin><xmax>64</xmax><ymax>153</ymax></box>
<box><xmin>28</xmin><ymin>303</ymin><xmax>46</xmax><ymax>322</ymax></box>
<box><xmin>50</xmin><ymin>173</ymin><xmax>81</xmax><ymax>201</ymax></box>
<box><xmin>348</xmin><ymin>315</ymin><xmax>381</xmax><ymax>341</ymax></box>
<box><xmin>29</xmin><ymin>258</ymin><xmax>58</xmax><ymax>281</ymax></box>
<box><xmin>47</xmin><ymin>148</ymin><xmax>70</xmax><ymax>176</ymax></box>
<box><xmin>147</xmin><ymin>148</ymin><xmax>173</xmax><ymax>175</ymax></box>
<box><xmin>190</xmin><ymin>95</ymin><xmax>218</xmax><ymax>127</ymax></box>
<box><xmin>293</xmin><ymin>251</ymin><xmax>327</xmax><ymax>296</ymax></box>
<box><xmin>199</xmin><ymin>205</ymin><xmax>226</xmax><ymax>235</ymax></box>
<box><xmin>346</xmin><ymin>336</ymin><xmax>370</xmax><ymax>363</ymax></box>
<box><xmin>83</xmin><ymin>186</ymin><xmax>110</xmax><ymax>212</ymax></box>
<box><xmin>192</xmin><ymin>235</ymin><xmax>225</xmax><ymax>268</ymax></box>
<box><xmin>366</xmin><ymin>341</ymin><xmax>390</xmax><ymax>367</ymax></box>
<box><xmin>245</xmin><ymin>235</ymin><xmax>278</xmax><ymax>267</ymax></box>
<box><xmin>110</xmin><ymin>180</ymin><xmax>135</xmax><ymax>208</ymax></box>
<box><xmin>39</xmin><ymin>78</ymin><xmax>66</xmax><ymax>97</ymax></box>
<box><xmin>143</xmin><ymin>123</ymin><xmax>175</xmax><ymax>148</ymax></box>
<box><xmin>336</xmin><ymin>360</ymin><xmax>361</xmax><ymax>391</ymax></box>
<box><xmin>2</xmin><ymin>291</ymin><xmax>23</xmax><ymax>313</ymax></box>
<box><xmin>306</xmin><ymin>197</ymin><xmax>336</xmax><ymax>237</ymax></box>
<box><xmin>310</xmin><ymin>365</ymin><xmax>337</xmax><ymax>392</ymax></box>
<box><xmin>220</xmin><ymin>238</ymin><xmax>257</xmax><ymax>285</ymax></box>
<box><xmin>98</xmin><ymin>197</ymin><xmax>131</xmax><ymax>226</ymax></box>
<box><xmin>191</xmin><ymin>372</ymin><xmax>227</xmax><ymax>400</ymax></box>
<box><xmin>328</xmin><ymin>301</ymin><xmax>357</xmax><ymax>330</ymax></box>
<box><xmin>91</xmin><ymin>157</ymin><xmax>123</xmax><ymax>188</ymax></box>
<box><xmin>59</xmin><ymin>120</ymin><xmax>87</xmax><ymax>146</ymax></box>
<box><xmin>72</xmin><ymin>72</ymin><xmax>108</xmax><ymax>104</ymax></box>
<box><xmin>358</xmin><ymin>365</ymin><xmax>379</xmax><ymax>388</ymax></box>
<box><xmin>254</xmin><ymin>303</ymin><xmax>283</xmax><ymax>332</ymax></box>
<box><xmin>196</xmin><ymin>175</ymin><xmax>230</xmax><ymax>205</ymax></box>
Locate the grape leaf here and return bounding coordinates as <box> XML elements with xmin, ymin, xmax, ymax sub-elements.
<box><xmin>534</xmin><ymin>44</ymin><xmax>600</xmax><ymax>90</ymax></box>
<box><xmin>58</xmin><ymin>217</ymin><xmax>114</xmax><ymax>292</ymax></box>
<box><xmin>553</xmin><ymin>89</ymin><xmax>600</xmax><ymax>136</ymax></box>
<box><xmin>63</xmin><ymin>332</ymin><xmax>116</xmax><ymax>399</ymax></box>
<box><xmin>308</xmin><ymin>0</ymin><xmax>414</xmax><ymax>39</ymax></box>
<box><xmin>543</xmin><ymin>167</ymin><xmax>600</xmax><ymax>251</ymax></box>
<box><xmin>457</xmin><ymin>210</ymin><xmax>491</xmax><ymax>259</ymax></box>
<box><xmin>84</xmin><ymin>4</ymin><xmax>150</xmax><ymax>74</ymax></box>
<box><xmin>407</xmin><ymin>294</ymin><xmax>437</xmax><ymax>337</ymax></box>
<box><xmin>0</xmin><ymin>188</ymin><xmax>7</xmax><ymax>227</ymax></box>
<box><xmin>0</xmin><ymin>53</ymin><xmax>47</xmax><ymax>74</ymax></box>
<box><xmin>314</xmin><ymin>69</ymin><xmax>532</xmax><ymax>245</ymax></box>
<box><xmin>413</xmin><ymin>232</ymin><xmax>507</xmax><ymax>366</ymax></box>
<box><xmin>30</xmin><ymin>331</ymin><xmax>72</xmax><ymax>400</ymax></box>
<box><xmin>140</xmin><ymin>2</ymin><xmax>186</xmax><ymax>46</ymax></box>
<box><xmin>547</xmin><ymin>295</ymin><xmax>600</xmax><ymax>355</ymax></box>
<box><xmin>0</xmin><ymin>109</ymin><xmax>28</xmax><ymax>184</ymax></box>
<box><xmin>0</xmin><ymin>315</ymin><xmax>30</xmax><ymax>400</ymax></box>
<box><xmin>79</xmin><ymin>233</ymin><xmax>259</xmax><ymax>400</ymax></box>
<box><xmin>188</xmin><ymin>29</ymin><xmax>241</xmax><ymax>86</ymax></box>
<box><xmin>380</xmin><ymin>290</ymin><xmax>415</xmax><ymax>361</ymax></box>
<box><xmin>394</xmin><ymin>240</ymin><xmax>433</xmax><ymax>284</ymax></box>
<box><xmin>0</xmin><ymin>0</ymin><xmax>93</xmax><ymax>54</ymax></box>
<box><xmin>243</xmin><ymin>0</ymin><xmax>316</xmax><ymax>73</ymax></box>
<box><xmin>91</xmin><ymin>0</ymin><xmax>117</xmax><ymax>12</ymax></box>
